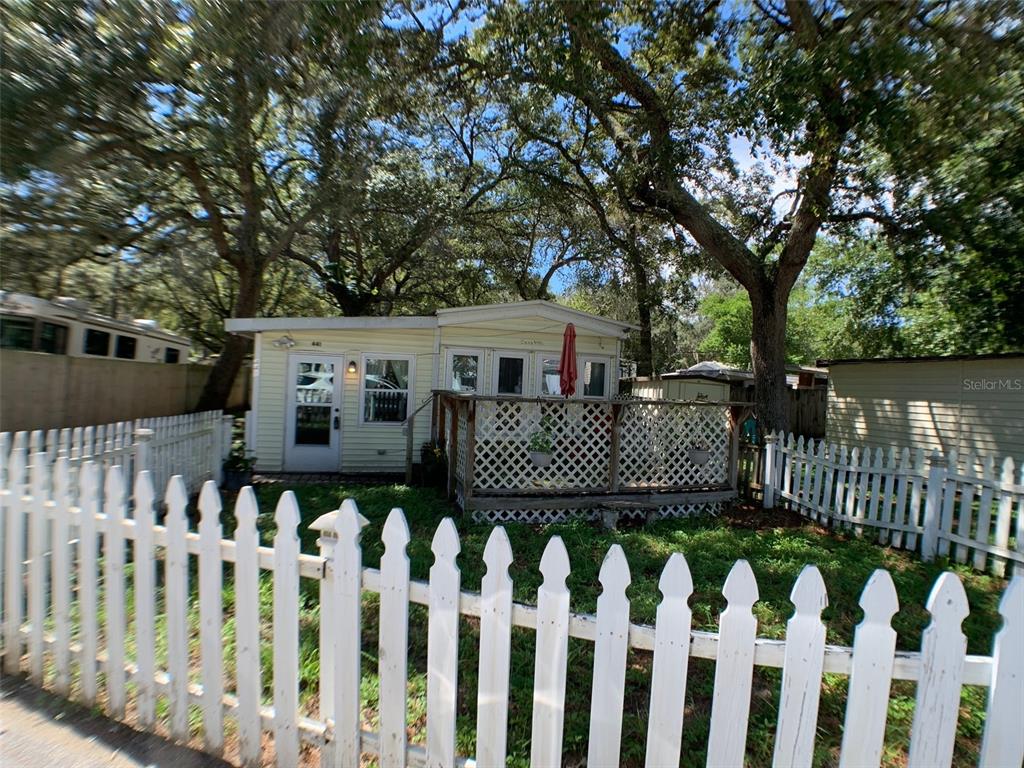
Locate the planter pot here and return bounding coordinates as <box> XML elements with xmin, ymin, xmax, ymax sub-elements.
<box><xmin>223</xmin><ymin>468</ymin><xmax>253</xmax><ymax>491</ymax></box>
<box><xmin>687</xmin><ymin>449</ymin><xmax>711</xmax><ymax>466</ymax></box>
<box><xmin>529</xmin><ymin>451</ymin><xmax>553</xmax><ymax>468</ymax></box>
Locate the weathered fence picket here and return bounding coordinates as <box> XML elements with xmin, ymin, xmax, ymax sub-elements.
<box><xmin>273</xmin><ymin>492</ymin><xmax>301</xmax><ymax>768</ymax></box>
<box><xmin>644</xmin><ymin>553</ymin><xmax>693</xmax><ymax>768</ymax></box>
<box><xmin>706</xmin><ymin>559</ymin><xmax>758</xmax><ymax>767</ymax></box>
<box><xmin>476</xmin><ymin>527</ymin><xmax>513</xmax><ymax>768</ymax></box>
<box><xmin>133</xmin><ymin>470</ymin><xmax>157</xmax><ymax>728</ymax></box>
<box><xmin>839</xmin><ymin>570</ymin><xmax>899</xmax><ymax>768</ymax></box>
<box><xmin>199</xmin><ymin>481</ymin><xmax>225</xmax><ymax>756</ymax></box>
<box><xmin>764</xmin><ymin>431</ymin><xmax>1023</xmax><ymax>576</ymax></box>
<box><xmin>165</xmin><ymin>475</ymin><xmax>190</xmax><ymax>742</ymax></box>
<box><xmin>379</xmin><ymin>508</ymin><xmax>412</xmax><ymax>768</ymax></box>
<box><xmin>587</xmin><ymin>545</ymin><xmax>631</xmax><ymax>768</ymax></box>
<box><xmin>104</xmin><ymin>465</ymin><xmax>127</xmax><ymax>718</ymax></box>
<box><xmin>0</xmin><ymin>462</ymin><xmax>1020</xmax><ymax>768</ymax></box>
<box><xmin>531</xmin><ymin>537</ymin><xmax>571</xmax><ymax>768</ymax></box>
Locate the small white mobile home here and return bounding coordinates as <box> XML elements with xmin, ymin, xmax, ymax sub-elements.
<box><xmin>226</xmin><ymin>301</ymin><xmax>635</xmax><ymax>473</ymax></box>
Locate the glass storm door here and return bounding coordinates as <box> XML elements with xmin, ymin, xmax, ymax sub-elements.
<box><xmin>285</xmin><ymin>355</ymin><xmax>342</xmax><ymax>471</ymax></box>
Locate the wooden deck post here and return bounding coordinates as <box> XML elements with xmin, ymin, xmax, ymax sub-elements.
<box><xmin>447</xmin><ymin>399</ymin><xmax>459</xmax><ymax>500</ymax></box>
<box><xmin>464</xmin><ymin>399</ymin><xmax>477</xmax><ymax>511</ymax></box>
<box><xmin>608</xmin><ymin>403</ymin><xmax>623</xmax><ymax>492</ymax></box>
<box><xmin>404</xmin><ymin>412</ymin><xmax>415</xmax><ymax>486</ymax></box>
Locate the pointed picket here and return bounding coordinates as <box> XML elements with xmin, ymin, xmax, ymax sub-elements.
<box><xmin>936</xmin><ymin>450</ymin><xmax>958</xmax><ymax>559</ymax></box>
<box><xmin>273</xmin><ymin>491</ymin><xmax>301</xmax><ymax>768</ymax></box>
<box><xmin>234</xmin><ymin>487</ymin><xmax>263</xmax><ymax>768</ymax></box>
<box><xmin>908</xmin><ymin>573</ymin><xmax>969</xmax><ymax>768</ymax></box>
<box><xmin>867</xmin><ymin>448</ymin><xmax>884</xmax><ymax>540</ymax></box>
<box><xmin>644</xmin><ymin>553</ymin><xmax>693</xmax><ymax>768</ymax></box>
<box><xmin>774</xmin><ymin>565</ymin><xmax>828</xmax><ymax>767</ymax></box>
<box><xmin>839</xmin><ymin>570</ymin><xmax>899</xmax><ymax>768</ymax></box>
<box><xmin>820</xmin><ymin>443</ymin><xmax>837</xmax><ymax>522</ymax></box>
<box><xmin>892</xmin><ymin>447</ymin><xmax>911</xmax><ymax>549</ymax></box>
<box><xmin>530</xmin><ymin>536</ymin><xmax>571</xmax><ymax>768</ymax></box>
<box><xmin>992</xmin><ymin>457</ymin><xmax>1015</xmax><ymax>577</ymax></box>
<box><xmin>379</xmin><ymin>507</ymin><xmax>412</xmax><ymax>768</ymax></box>
<box><xmin>587</xmin><ymin>545</ymin><xmax>631</xmax><ymax>767</ymax></box>
<box><xmin>198</xmin><ymin>481</ymin><xmax>224</xmax><ymax>755</ymax></box>
<box><xmin>706</xmin><ymin>560</ymin><xmax>758</xmax><ymax>768</ymax></box>
<box><xmin>427</xmin><ymin>518</ymin><xmax>462</xmax><ymax>768</ymax></box>
<box><xmin>907</xmin><ymin>448</ymin><xmax>926</xmax><ymax>550</ymax></box>
<box><xmin>103</xmin><ymin>465</ymin><xmax>127</xmax><ymax>717</ymax></box>
<box><xmin>133</xmin><ymin>470</ymin><xmax>157</xmax><ymax>728</ymax></box>
<box><xmin>165</xmin><ymin>475</ymin><xmax>190</xmax><ymax>742</ymax></box>
<box><xmin>973</xmin><ymin>456</ymin><xmax>997</xmax><ymax>571</ymax></box>
<box><xmin>27</xmin><ymin>455</ymin><xmax>49</xmax><ymax>684</ymax></box>
<box><xmin>954</xmin><ymin>453</ymin><xmax>977</xmax><ymax>563</ymax></box>
<box><xmin>476</xmin><ymin>526</ymin><xmax>514</xmax><ymax>768</ymax></box>
<box><xmin>979</xmin><ymin>576</ymin><xmax>1024</xmax><ymax>767</ymax></box>
<box><xmin>51</xmin><ymin>457</ymin><xmax>73</xmax><ymax>696</ymax></box>
<box><xmin>810</xmin><ymin>439</ymin><xmax>826</xmax><ymax>521</ymax></box>
<box><xmin>78</xmin><ymin>461</ymin><xmax>100</xmax><ymax>704</ymax></box>
<box><xmin>333</xmin><ymin>499</ymin><xmax>366</xmax><ymax>768</ymax></box>
<box><xmin>854</xmin><ymin>449</ymin><xmax>871</xmax><ymax>535</ymax></box>
<box><xmin>832</xmin><ymin>446</ymin><xmax>849</xmax><ymax>529</ymax></box>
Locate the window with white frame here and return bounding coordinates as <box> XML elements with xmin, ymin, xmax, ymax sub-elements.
<box><xmin>493</xmin><ymin>351</ymin><xmax>529</xmax><ymax>396</ymax></box>
<box><xmin>580</xmin><ymin>356</ymin><xmax>611</xmax><ymax>398</ymax></box>
<box><xmin>361</xmin><ymin>355</ymin><xmax>412</xmax><ymax>423</ymax></box>
<box><xmin>446</xmin><ymin>348</ymin><xmax>482</xmax><ymax>392</ymax></box>
<box><xmin>537</xmin><ymin>353</ymin><xmax>564</xmax><ymax>397</ymax></box>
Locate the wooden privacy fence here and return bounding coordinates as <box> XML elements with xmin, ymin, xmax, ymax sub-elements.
<box><xmin>763</xmin><ymin>432</ymin><xmax>1024</xmax><ymax>577</ymax></box>
<box><xmin>0</xmin><ymin>409</ymin><xmax>233</xmax><ymax>496</ymax></box>
<box><xmin>2</xmin><ymin>460</ymin><xmax>1022</xmax><ymax>767</ymax></box>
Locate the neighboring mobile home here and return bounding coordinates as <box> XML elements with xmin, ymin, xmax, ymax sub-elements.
<box><xmin>822</xmin><ymin>353</ymin><xmax>1024</xmax><ymax>460</ymax></box>
<box><xmin>226</xmin><ymin>301</ymin><xmax>634</xmax><ymax>473</ymax></box>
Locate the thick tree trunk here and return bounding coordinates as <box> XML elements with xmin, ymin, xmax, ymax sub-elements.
<box><xmin>749</xmin><ymin>284</ymin><xmax>790</xmax><ymax>435</ymax></box>
<box><xmin>195</xmin><ymin>266</ymin><xmax>262</xmax><ymax>412</ymax></box>
<box><xmin>631</xmin><ymin>259</ymin><xmax>655</xmax><ymax>376</ymax></box>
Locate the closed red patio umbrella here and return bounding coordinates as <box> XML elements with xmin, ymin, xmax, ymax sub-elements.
<box><xmin>558</xmin><ymin>323</ymin><xmax>577</xmax><ymax>397</ymax></box>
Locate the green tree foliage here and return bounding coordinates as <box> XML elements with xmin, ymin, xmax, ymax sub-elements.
<box><xmin>466</xmin><ymin>0</ymin><xmax>1021</xmax><ymax>429</ymax></box>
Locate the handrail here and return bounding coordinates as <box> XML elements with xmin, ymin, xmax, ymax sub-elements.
<box><xmin>403</xmin><ymin>394</ymin><xmax>435</xmax><ymax>427</ymax></box>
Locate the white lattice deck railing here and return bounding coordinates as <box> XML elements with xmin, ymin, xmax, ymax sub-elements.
<box><xmin>437</xmin><ymin>394</ymin><xmax>744</xmax><ymax>522</ymax></box>
<box><xmin>1</xmin><ymin>460</ymin><xmax>1021</xmax><ymax>767</ymax></box>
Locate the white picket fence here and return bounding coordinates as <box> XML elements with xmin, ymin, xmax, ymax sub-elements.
<box><xmin>0</xmin><ymin>459</ymin><xmax>1021</xmax><ymax>767</ymax></box>
<box><xmin>0</xmin><ymin>410</ymin><xmax>232</xmax><ymax>497</ymax></box>
<box><xmin>763</xmin><ymin>432</ymin><xmax>1024</xmax><ymax>577</ymax></box>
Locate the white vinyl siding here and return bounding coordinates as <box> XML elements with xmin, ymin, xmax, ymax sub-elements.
<box><xmin>826</xmin><ymin>357</ymin><xmax>1024</xmax><ymax>461</ymax></box>
<box><xmin>253</xmin><ymin>329</ymin><xmax>434</xmax><ymax>472</ymax></box>
<box><xmin>250</xmin><ymin>314</ymin><xmax>626</xmax><ymax>472</ymax></box>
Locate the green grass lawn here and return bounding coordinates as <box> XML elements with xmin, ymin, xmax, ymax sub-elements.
<box><xmin>212</xmin><ymin>482</ymin><xmax>1006</xmax><ymax>768</ymax></box>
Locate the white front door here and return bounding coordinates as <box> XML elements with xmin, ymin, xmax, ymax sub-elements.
<box><xmin>285</xmin><ymin>355</ymin><xmax>342</xmax><ymax>472</ymax></box>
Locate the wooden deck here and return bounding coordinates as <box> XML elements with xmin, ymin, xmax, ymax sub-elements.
<box><xmin>433</xmin><ymin>393</ymin><xmax>751</xmax><ymax>521</ymax></box>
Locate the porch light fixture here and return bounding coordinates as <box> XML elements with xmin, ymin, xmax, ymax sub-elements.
<box><xmin>347</xmin><ymin>359</ymin><xmax>358</xmax><ymax>374</ymax></box>
<box><xmin>272</xmin><ymin>334</ymin><xmax>296</xmax><ymax>349</ymax></box>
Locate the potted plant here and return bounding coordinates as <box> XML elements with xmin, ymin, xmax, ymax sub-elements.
<box><xmin>223</xmin><ymin>443</ymin><xmax>256</xmax><ymax>490</ymax></box>
<box><xmin>528</xmin><ymin>416</ymin><xmax>555</xmax><ymax>468</ymax></box>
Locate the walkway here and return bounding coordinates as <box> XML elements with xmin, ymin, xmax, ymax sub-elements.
<box><xmin>0</xmin><ymin>677</ymin><xmax>231</xmax><ymax>768</ymax></box>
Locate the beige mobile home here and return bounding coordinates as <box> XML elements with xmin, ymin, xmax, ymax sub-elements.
<box><xmin>226</xmin><ymin>301</ymin><xmax>634</xmax><ymax>473</ymax></box>
<box><xmin>824</xmin><ymin>353</ymin><xmax>1024</xmax><ymax>460</ymax></box>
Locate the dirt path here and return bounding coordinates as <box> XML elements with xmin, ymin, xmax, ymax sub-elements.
<box><xmin>0</xmin><ymin>676</ymin><xmax>233</xmax><ymax>768</ymax></box>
